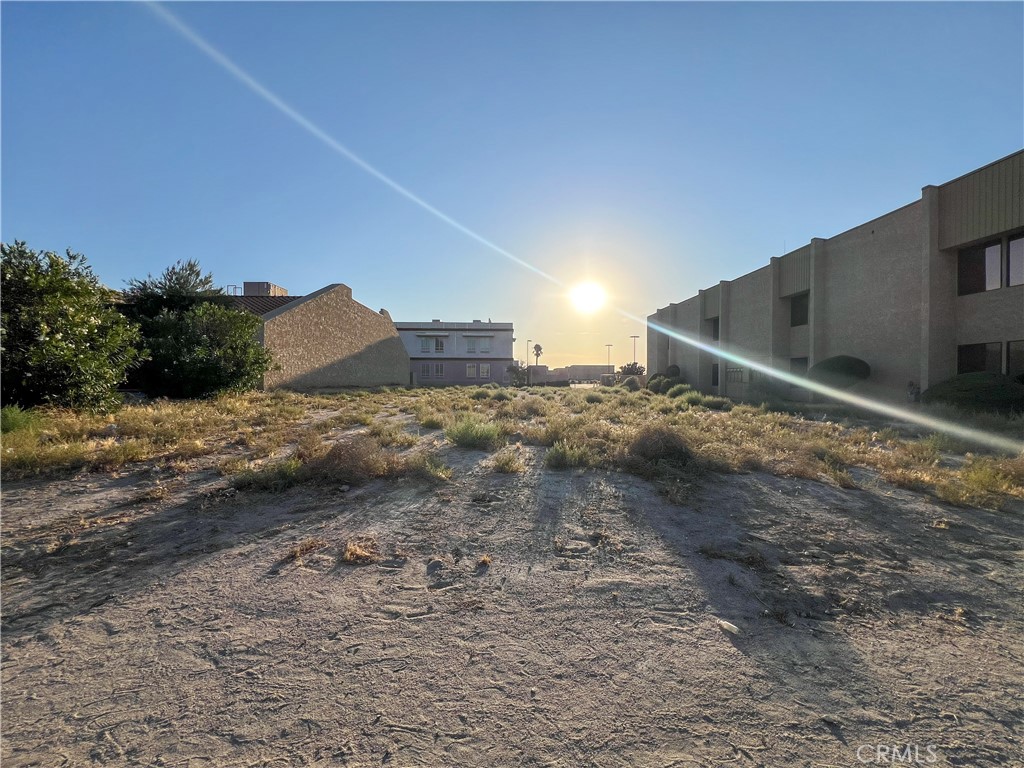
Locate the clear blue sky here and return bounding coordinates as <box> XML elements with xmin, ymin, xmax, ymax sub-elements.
<box><xmin>3</xmin><ymin>1</ymin><xmax>1022</xmax><ymax>368</ymax></box>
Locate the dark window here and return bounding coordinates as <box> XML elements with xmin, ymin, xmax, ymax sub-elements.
<box><xmin>1009</xmin><ymin>236</ymin><xmax>1023</xmax><ymax>287</ymax></box>
<box><xmin>710</xmin><ymin>317</ymin><xmax>720</xmax><ymax>341</ymax></box>
<box><xmin>957</xmin><ymin>342</ymin><xmax>1002</xmax><ymax>374</ymax></box>
<box><xmin>958</xmin><ymin>241</ymin><xmax>1001</xmax><ymax>295</ymax></box>
<box><xmin>1008</xmin><ymin>340</ymin><xmax>1024</xmax><ymax>383</ymax></box>
<box><xmin>790</xmin><ymin>357</ymin><xmax>809</xmax><ymax>376</ymax></box>
<box><xmin>790</xmin><ymin>293</ymin><xmax>809</xmax><ymax>327</ymax></box>
<box><xmin>711</xmin><ymin>364</ymin><xmax>719</xmax><ymax>387</ymax></box>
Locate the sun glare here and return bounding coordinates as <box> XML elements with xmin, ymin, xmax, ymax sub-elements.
<box><xmin>569</xmin><ymin>282</ymin><xmax>606</xmax><ymax>314</ymax></box>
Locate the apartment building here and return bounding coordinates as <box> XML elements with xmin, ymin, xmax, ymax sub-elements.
<box><xmin>394</xmin><ymin>320</ymin><xmax>515</xmax><ymax>386</ymax></box>
<box><xmin>648</xmin><ymin>151</ymin><xmax>1024</xmax><ymax>401</ymax></box>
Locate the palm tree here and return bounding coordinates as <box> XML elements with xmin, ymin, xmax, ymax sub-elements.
<box><xmin>532</xmin><ymin>343</ymin><xmax>543</xmax><ymax>366</ymax></box>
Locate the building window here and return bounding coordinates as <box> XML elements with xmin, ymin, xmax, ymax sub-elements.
<box><xmin>466</xmin><ymin>364</ymin><xmax>477</xmax><ymax>379</ymax></box>
<box><xmin>419</xmin><ymin>338</ymin><xmax>431</xmax><ymax>354</ymax></box>
<box><xmin>434</xmin><ymin>363</ymin><xmax>445</xmax><ymax>379</ymax></box>
<box><xmin>434</xmin><ymin>338</ymin><xmax>445</xmax><ymax>353</ymax></box>
<box><xmin>710</xmin><ymin>317</ymin><xmax>720</xmax><ymax>341</ymax></box>
<box><xmin>1008</xmin><ymin>340</ymin><xmax>1024</xmax><ymax>382</ymax></box>
<box><xmin>957</xmin><ymin>342</ymin><xmax>1001</xmax><ymax>374</ymax></box>
<box><xmin>420</xmin><ymin>363</ymin><xmax>431</xmax><ymax>379</ymax></box>
<box><xmin>958</xmin><ymin>241</ymin><xmax>1001</xmax><ymax>295</ymax></box>
<box><xmin>480</xmin><ymin>363</ymin><xmax>491</xmax><ymax>380</ymax></box>
<box><xmin>711</xmin><ymin>363</ymin><xmax>720</xmax><ymax>387</ymax></box>
<box><xmin>726</xmin><ymin>367</ymin><xmax>744</xmax><ymax>384</ymax></box>
<box><xmin>480</xmin><ymin>339</ymin><xmax>491</xmax><ymax>353</ymax></box>
<box><xmin>790</xmin><ymin>293</ymin><xmax>809</xmax><ymax>327</ymax></box>
<box><xmin>467</xmin><ymin>338</ymin><xmax>477</xmax><ymax>353</ymax></box>
<box><xmin>1009</xmin><ymin>236</ymin><xmax>1023</xmax><ymax>287</ymax></box>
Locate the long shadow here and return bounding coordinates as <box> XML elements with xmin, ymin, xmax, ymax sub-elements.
<box><xmin>0</xmin><ymin>468</ymin><xmax>435</xmax><ymax>642</ymax></box>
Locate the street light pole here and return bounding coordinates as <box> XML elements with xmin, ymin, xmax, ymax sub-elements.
<box><xmin>605</xmin><ymin>344</ymin><xmax>613</xmax><ymax>374</ymax></box>
<box><xmin>527</xmin><ymin>339</ymin><xmax>532</xmax><ymax>386</ymax></box>
<box><xmin>630</xmin><ymin>335</ymin><xmax>639</xmax><ymax>364</ymax></box>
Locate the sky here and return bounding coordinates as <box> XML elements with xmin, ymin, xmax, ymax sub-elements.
<box><xmin>3</xmin><ymin>2</ymin><xmax>1022</xmax><ymax>370</ymax></box>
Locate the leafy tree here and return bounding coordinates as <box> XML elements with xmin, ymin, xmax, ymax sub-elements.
<box><xmin>506</xmin><ymin>361</ymin><xmax>527</xmax><ymax>387</ymax></box>
<box><xmin>144</xmin><ymin>303</ymin><xmax>273</xmax><ymax>398</ymax></box>
<box><xmin>122</xmin><ymin>259</ymin><xmax>231</xmax><ymax>318</ymax></box>
<box><xmin>121</xmin><ymin>261</ymin><xmax>272</xmax><ymax>398</ymax></box>
<box><xmin>1</xmin><ymin>241</ymin><xmax>144</xmax><ymax>410</ymax></box>
<box><xmin>619</xmin><ymin>362</ymin><xmax>646</xmax><ymax>376</ymax></box>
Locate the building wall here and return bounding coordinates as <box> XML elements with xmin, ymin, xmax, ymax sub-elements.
<box><xmin>648</xmin><ymin>150</ymin><xmax>1024</xmax><ymax>402</ymax></box>
<box><xmin>262</xmin><ymin>284</ymin><xmax>409</xmax><ymax>390</ymax></box>
<box><xmin>395</xmin><ymin>320</ymin><xmax>515</xmax><ymax>386</ymax></box>
<box><xmin>817</xmin><ymin>201</ymin><xmax>924</xmax><ymax>396</ymax></box>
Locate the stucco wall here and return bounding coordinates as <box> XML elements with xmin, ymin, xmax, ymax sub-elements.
<box><xmin>818</xmin><ymin>202</ymin><xmax>924</xmax><ymax>396</ymax></box>
<box><xmin>956</xmin><ymin>286</ymin><xmax>1024</xmax><ymax>345</ymax></box>
<box><xmin>262</xmin><ymin>284</ymin><xmax>409</xmax><ymax>390</ymax></box>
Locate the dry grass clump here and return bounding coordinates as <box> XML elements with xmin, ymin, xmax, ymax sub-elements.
<box><xmin>406</xmin><ymin>452</ymin><xmax>454</xmax><ymax>482</ymax></box>
<box><xmin>445</xmin><ymin>415</ymin><xmax>505</xmax><ymax>450</ymax></box>
<box><xmin>310</xmin><ymin>436</ymin><xmax>407</xmax><ymax>485</ymax></box>
<box><xmin>492</xmin><ymin>445</ymin><xmax>526</xmax><ymax>473</ymax></box>
<box><xmin>544</xmin><ymin>440</ymin><xmax>593</xmax><ymax>469</ymax></box>
<box><xmin>288</xmin><ymin>537</ymin><xmax>328</xmax><ymax>562</ymax></box>
<box><xmin>341</xmin><ymin>537</ymin><xmax>380</xmax><ymax>565</ymax></box>
<box><xmin>368</xmin><ymin>420</ymin><xmax>420</xmax><ymax>448</ymax></box>
<box><xmin>619</xmin><ymin>424</ymin><xmax>693</xmax><ymax>477</ymax></box>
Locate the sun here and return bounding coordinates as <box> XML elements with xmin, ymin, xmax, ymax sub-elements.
<box><xmin>569</xmin><ymin>282</ymin><xmax>606</xmax><ymax>314</ymax></box>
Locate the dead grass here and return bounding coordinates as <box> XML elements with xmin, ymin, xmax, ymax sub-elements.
<box><xmin>341</xmin><ymin>537</ymin><xmax>380</xmax><ymax>565</ymax></box>
<box><xmin>288</xmin><ymin>537</ymin><xmax>328</xmax><ymax>563</ymax></box>
<box><xmin>492</xmin><ymin>445</ymin><xmax>526</xmax><ymax>473</ymax></box>
<box><xmin>6</xmin><ymin>385</ymin><xmax>1020</xmax><ymax>510</ymax></box>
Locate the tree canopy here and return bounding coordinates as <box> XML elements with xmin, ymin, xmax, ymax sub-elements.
<box><xmin>1</xmin><ymin>241</ymin><xmax>143</xmax><ymax>410</ymax></box>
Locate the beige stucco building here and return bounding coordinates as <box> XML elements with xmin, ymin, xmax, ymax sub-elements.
<box><xmin>233</xmin><ymin>283</ymin><xmax>409</xmax><ymax>390</ymax></box>
<box><xmin>648</xmin><ymin>151</ymin><xmax>1024</xmax><ymax>402</ymax></box>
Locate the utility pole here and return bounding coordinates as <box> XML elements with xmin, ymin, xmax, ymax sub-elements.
<box><xmin>526</xmin><ymin>339</ymin><xmax>532</xmax><ymax>386</ymax></box>
<box><xmin>630</xmin><ymin>335</ymin><xmax>639</xmax><ymax>364</ymax></box>
<box><xmin>605</xmin><ymin>344</ymin><xmax>613</xmax><ymax>374</ymax></box>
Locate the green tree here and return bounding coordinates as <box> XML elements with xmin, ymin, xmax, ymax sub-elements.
<box><xmin>1</xmin><ymin>241</ymin><xmax>144</xmax><ymax>410</ymax></box>
<box><xmin>532</xmin><ymin>343</ymin><xmax>543</xmax><ymax>366</ymax></box>
<box><xmin>122</xmin><ymin>259</ymin><xmax>231</xmax><ymax>318</ymax></box>
<box><xmin>507</xmin><ymin>361</ymin><xmax>527</xmax><ymax>386</ymax></box>
<box><xmin>122</xmin><ymin>261</ymin><xmax>272</xmax><ymax>398</ymax></box>
<box><xmin>619</xmin><ymin>362</ymin><xmax>646</xmax><ymax>376</ymax></box>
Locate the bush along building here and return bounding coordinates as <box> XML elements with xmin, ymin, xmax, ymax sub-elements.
<box><xmin>232</xmin><ymin>282</ymin><xmax>409</xmax><ymax>390</ymax></box>
<box><xmin>648</xmin><ymin>151</ymin><xmax>1024</xmax><ymax>403</ymax></box>
<box><xmin>394</xmin><ymin>320</ymin><xmax>515</xmax><ymax>386</ymax></box>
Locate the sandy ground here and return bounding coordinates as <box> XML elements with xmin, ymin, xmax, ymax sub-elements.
<box><xmin>2</xmin><ymin>429</ymin><xmax>1022</xmax><ymax>767</ymax></box>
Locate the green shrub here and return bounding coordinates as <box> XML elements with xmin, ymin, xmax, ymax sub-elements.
<box><xmin>445</xmin><ymin>415</ymin><xmax>504</xmax><ymax>450</ymax></box>
<box><xmin>1</xmin><ymin>241</ymin><xmax>144</xmax><ymax>410</ymax></box>
<box><xmin>921</xmin><ymin>373</ymin><xmax>1024</xmax><ymax>414</ymax></box>
<box><xmin>620</xmin><ymin>376</ymin><xmax>641</xmax><ymax>392</ymax></box>
<box><xmin>666</xmin><ymin>364</ymin><xmax>681</xmax><ymax>378</ymax></box>
<box><xmin>652</xmin><ymin>376</ymin><xmax>684</xmax><ymax>394</ymax></box>
<box><xmin>545</xmin><ymin>440</ymin><xmax>592</xmax><ymax>469</ymax></box>
<box><xmin>139</xmin><ymin>303</ymin><xmax>273</xmax><ymax>398</ymax></box>
<box><xmin>491</xmin><ymin>390</ymin><xmax>513</xmax><ymax>401</ymax></box>
<box><xmin>584</xmin><ymin>392</ymin><xmax>604</xmax><ymax>404</ymax></box>
<box><xmin>807</xmin><ymin>355</ymin><xmax>871</xmax><ymax>389</ymax></box>
<box><xmin>470</xmin><ymin>389</ymin><xmax>491</xmax><ymax>400</ymax></box>
<box><xmin>666</xmin><ymin>383</ymin><xmax>694</xmax><ymax>398</ymax></box>
<box><xmin>703</xmin><ymin>396</ymin><xmax>734</xmax><ymax>411</ymax></box>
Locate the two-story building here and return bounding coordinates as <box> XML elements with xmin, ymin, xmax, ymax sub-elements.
<box><xmin>648</xmin><ymin>151</ymin><xmax>1024</xmax><ymax>402</ymax></box>
<box><xmin>394</xmin><ymin>320</ymin><xmax>515</xmax><ymax>386</ymax></box>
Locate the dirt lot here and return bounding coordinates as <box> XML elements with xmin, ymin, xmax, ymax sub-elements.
<box><xmin>2</xmin><ymin>398</ymin><xmax>1022</xmax><ymax>767</ymax></box>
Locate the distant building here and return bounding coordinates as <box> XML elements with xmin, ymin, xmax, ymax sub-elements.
<box><xmin>233</xmin><ymin>283</ymin><xmax>409</xmax><ymax>390</ymax></box>
<box><xmin>538</xmin><ymin>364</ymin><xmax>614</xmax><ymax>382</ymax></box>
<box><xmin>648</xmin><ymin>151</ymin><xmax>1024</xmax><ymax>401</ymax></box>
<box><xmin>394</xmin><ymin>320</ymin><xmax>514</xmax><ymax>386</ymax></box>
